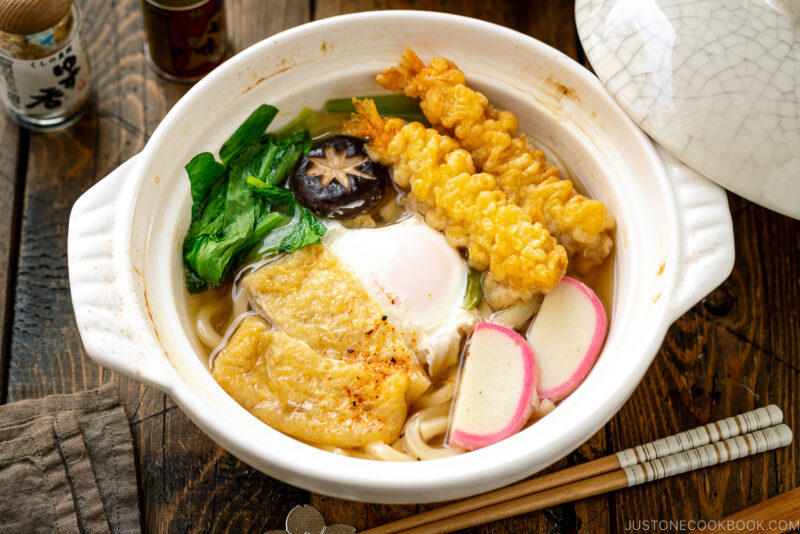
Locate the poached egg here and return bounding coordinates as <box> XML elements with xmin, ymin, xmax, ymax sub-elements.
<box><xmin>323</xmin><ymin>215</ymin><xmax>477</xmax><ymax>374</ymax></box>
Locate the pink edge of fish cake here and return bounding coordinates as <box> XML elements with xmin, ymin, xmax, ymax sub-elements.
<box><xmin>534</xmin><ymin>276</ymin><xmax>608</xmax><ymax>401</ymax></box>
<box><xmin>448</xmin><ymin>322</ymin><xmax>538</xmax><ymax>450</ymax></box>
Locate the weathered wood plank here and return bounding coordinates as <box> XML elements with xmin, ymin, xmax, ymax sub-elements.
<box><xmin>0</xmin><ymin>113</ymin><xmax>22</xmax><ymax>402</ymax></box>
<box><xmin>4</xmin><ymin>1</ymin><xmax>797</xmax><ymax>533</ymax></box>
<box><xmin>228</xmin><ymin>0</ymin><xmax>310</xmax><ymax>49</ymax></box>
<box><xmin>5</xmin><ymin>1</ymin><xmax>309</xmax><ymax>533</ymax></box>
<box><xmin>608</xmin><ymin>193</ymin><xmax>800</xmax><ymax>529</ymax></box>
<box><xmin>6</xmin><ymin>0</ymin><xmax>150</xmax><ymax>399</ymax></box>
<box><xmin>7</xmin><ymin>86</ymin><xmax>98</xmax><ymax>398</ymax></box>
<box><xmin>759</xmin><ymin>199</ymin><xmax>800</xmax><ymax>500</ymax></box>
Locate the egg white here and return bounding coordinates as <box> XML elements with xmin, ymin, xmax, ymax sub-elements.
<box><xmin>323</xmin><ymin>215</ymin><xmax>477</xmax><ymax>375</ymax></box>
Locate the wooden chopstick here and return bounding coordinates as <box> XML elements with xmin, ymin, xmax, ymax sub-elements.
<box><xmin>380</xmin><ymin>425</ymin><xmax>794</xmax><ymax>534</ymax></box>
<box><xmin>363</xmin><ymin>405</ymin><xmax>784</xmax><ymax>534</ymax></box>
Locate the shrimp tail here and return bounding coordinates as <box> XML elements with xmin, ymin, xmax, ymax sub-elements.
<box><xmin>378</xmin><ymin>48</ymin><xmax>466</xmax><ymax>99</ymax></box>
<box><xmin>376</xmin><ymin>48</ymin><xmax>426</xmax><ymax>96</ymax></box>
<box><xmin>343</xmin><ymin>98</ymin><xmax>403</xmax><ymax>149</ymax></box>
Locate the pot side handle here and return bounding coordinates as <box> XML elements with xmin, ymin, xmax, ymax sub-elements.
<box><xmin>68</xmin><ymin>156</ymin><xmax>176</xmax><ymax>392</ymax></box>
<box><xmin>655</xmin><ymin>144</ymin><xmax>735</xmax><ymax>323</ymax></box>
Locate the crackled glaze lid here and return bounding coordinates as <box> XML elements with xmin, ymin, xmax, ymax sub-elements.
<box><xmin>576</xmin><ymin>0</ymin><xmax>800</xmax><ymax>219</ymax></box>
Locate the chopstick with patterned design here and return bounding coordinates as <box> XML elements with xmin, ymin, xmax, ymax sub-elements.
<box><xmin>363</xmin><ymin>405</ymin><xmax>786</xmax><ymax>534</ymax></box>
<box><xmin>396</xmin><ymin>425</ymin><xmax>793</xmax><ymax>534</ymax></box>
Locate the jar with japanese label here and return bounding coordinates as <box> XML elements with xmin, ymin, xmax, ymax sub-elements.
<box><xmin>0</xmin><ymin>0</ymin><xmax>91</xmax><ymax>129</ymax></box>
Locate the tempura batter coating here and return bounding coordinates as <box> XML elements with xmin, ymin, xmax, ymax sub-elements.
<box><xmin>344</xmin><ymin>98</ymin><xmax>567</xmax><ymax>307</ymax></box>
<box><xmin>378</xmin><ymin>49</ymin><xmax>615</xmax><ymax>270</ymax></box>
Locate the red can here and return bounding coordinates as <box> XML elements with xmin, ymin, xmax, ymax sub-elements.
<box><xmin>141</xmin><ymin>0</ymin><xmax>228</xmax><ymax>82</ymax></box>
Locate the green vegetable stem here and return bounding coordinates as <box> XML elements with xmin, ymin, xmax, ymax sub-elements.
<box><xmin>463</xmin><ymin>268</ymin><xmax>484</xmax><ymax>309</ymax></box>
<box><xmin>324</xmin><ymin>94</ymin><xmax>428</xmax><ymax>124</ymax></box>
<box><xmin>277</xmin><ymin>107</ymin><xmax>317</xmax><ymax>139</ymax></box>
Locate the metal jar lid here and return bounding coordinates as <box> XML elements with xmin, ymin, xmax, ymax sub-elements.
<box><xmin>0</xmin><ymin>0</ymin><xmax>72</xmax><ymax>35</ymax></box>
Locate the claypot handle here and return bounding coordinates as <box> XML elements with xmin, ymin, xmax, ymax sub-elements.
<box><xmin>68</xmin><ymin>156</ymin><xmax>176</xmax><ymax>392</ymax></box>
<box><xmin>654</xmin><ymin>144</ymin><xmax>735</xmax><ymax>323</ymax></box>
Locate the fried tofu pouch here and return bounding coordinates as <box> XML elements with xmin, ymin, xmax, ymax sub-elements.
<box><xmin>378</xmin><ymin>49</ymin><xmax>615</xmax><ymax>271</ymax></box>
<box><xmin>243</xmin><ymin>244</ymin><xmax>429</xmax><ymax>402</ymax></box>
<box><xmin>212</xmin><ymin>316</ymin><xmax>410</xmax><ymax>447</ymax></box>
<box><xmin>213</xmin><ymin>244</ymin><xmax>431</xmax><ymax>448</ymax></box>
<box><xmin>343</xmin><ymin>98</ymin><xmax>567</xmax><ymax>308</ymax></box>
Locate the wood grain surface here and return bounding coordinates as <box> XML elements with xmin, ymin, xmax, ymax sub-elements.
<box><xmin>0</xmin><ymin>112</ymin><xmax>22</xmax><ymax>400</ymax></box>
<box><xmin>0</xmin><ymin>1</ymin><xmax>797</xmax><ymax>533</ymax></box>
<box><xmin>689</xmin><ymin>487</ymin><xmax>800</xmax><ymax>534</ymax></box>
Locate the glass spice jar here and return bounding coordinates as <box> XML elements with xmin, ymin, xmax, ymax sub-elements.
<box><xmin>141</xmin><ymin>0</ymin><xmax>228</xmax><ymax>82</ymax></box>
<box><xmin>0</xmin><ymin>0</ymin><xmax>91</xmax><ymax>129</ymax></box>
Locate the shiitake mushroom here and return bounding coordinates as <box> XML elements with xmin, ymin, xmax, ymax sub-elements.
<box><xmin>290</xmin><ymin>135</ymin><xmax>388</xmax><ymax>219</ymax></box>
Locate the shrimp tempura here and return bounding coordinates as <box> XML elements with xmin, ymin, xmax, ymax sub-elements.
<box><xmin>378</xmin><ymin>49</ymin><xmax>615</xmax><ymax>271</ymax></box>
<box><xmin>343</xmin><ymin>98</ymin><xmax>567</xmax><ymax>308</ymax></box>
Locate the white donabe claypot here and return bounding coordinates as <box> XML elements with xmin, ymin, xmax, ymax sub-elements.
<box><xmin>67</xmin><ymin>12</ymin><xmax>734</xmax><ymax>503</ymax></box>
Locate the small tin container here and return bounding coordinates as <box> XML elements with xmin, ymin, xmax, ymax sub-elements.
<box><xmin>0</xmin><ymin>0</ymin><xmax>91</xmax><ymax>129</ymax></box>
<box><xmin>141</xmin><ymin>0</ymin><xmax>228</xmax><ymax>82</ymax></box>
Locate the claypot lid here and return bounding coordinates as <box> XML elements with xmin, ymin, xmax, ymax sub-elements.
<box><xmin>576</xmin><ymin>0</ymin><xmax>800</xmax><ymax>219</ymax></box>
<box><xmin>0</xmin><ymin>0</ymin><xmax>72</xmax><ymax>35</ymax></box>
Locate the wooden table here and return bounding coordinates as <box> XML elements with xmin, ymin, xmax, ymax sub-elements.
<box><xmin>1</xmin><ymin>1</ymin><xmax>797</xmax><ymax>532</ymax></box>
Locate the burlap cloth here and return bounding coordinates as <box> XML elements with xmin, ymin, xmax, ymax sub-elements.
<box><xmin>0</xmin><ymin>383</ymin><xmax>140</xmax><ymax>533</ymax></box>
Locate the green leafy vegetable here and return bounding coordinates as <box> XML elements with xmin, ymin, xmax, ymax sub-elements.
<box><xmin>249</xmin><ymin>131</ymin><xmax>312</xmax><ymax>186</ymax></box>
<box><xmin>185</xmin><ymin>177</ymin><xmax>227</xmax><ymax>242</ymax></box>
<box><xmin>241</xmin><ymin>212</ymin><xmax>286</xmax><ymax>252</ymax></box>
<box><xmin>277</xmin><ymin>107</ymin><xmax>317</xmax><ymax>139</ymax></box>
<box><xmin>222</xmin><ymin>145</ymin><xmax>264</xmax><ymax>236</ymax></box>
<box><xmin>185</xmin><ymin>152</ymin><xmax>226</xmax><ymax>219</ymax></box>
<box><xmin>279</xmin><ymin>205</ymin><xmax>326</xmax><ymax>252</ymax></box>
<box><xmin>244</xmin><ymin>210</ymin><xmax>298</xmax><ymax>261</ymax></box>
<box><xmin>305</xmin><ymin>206</ymin><xmax>327</xmax><ymax>237</ymax></box>
<box><xmin>463</xmin><ymin>268</ymin><xmax>484</xmax><ymax>309</ymax></box>
<box><xmin>243</xmin><ymin>202</ymin><xmax>326</xmax><ymax>263</ymax></box>
<box><xmin>182</xmin><ymin>104</ymin><xmax>321</xmax><ymax>293</ymax></box>
<box><xmin>325</xmin><ymin>94</ymin><xmax>427</xmax><ymax>123</ymax></box>
<box><xmin>184</xmin><ymin>263</ymin><xmax>211</xmax><ymax>294</ymax></box>
<box><xmin>246</xmin><ymin>176</ymin><xmax>295</xmax><ymax>205</ymax></box>
<box><xmin>267</xmin><ymin>132</ymin><xmax>312</xmax><ymax>186</ymax></box>
<box><xmin>253</xmin><ymin>139</ymin><xmax>279</xmax><ymax>181</ymax></box>
<box><xmin>218</xmin><ymin>104</ymin><xmax>278</xmax><ymax>165</ymax></box>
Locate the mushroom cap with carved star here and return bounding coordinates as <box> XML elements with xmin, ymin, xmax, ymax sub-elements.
<box><xmin>305</xmin><ymin>144</ymin><xmax>375</xmax><ymax>190</ymax></box>
<box><xmin>290</xmin><ymin>135</ymin><xmax>389</xmax><ymax>219</ymax></box>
